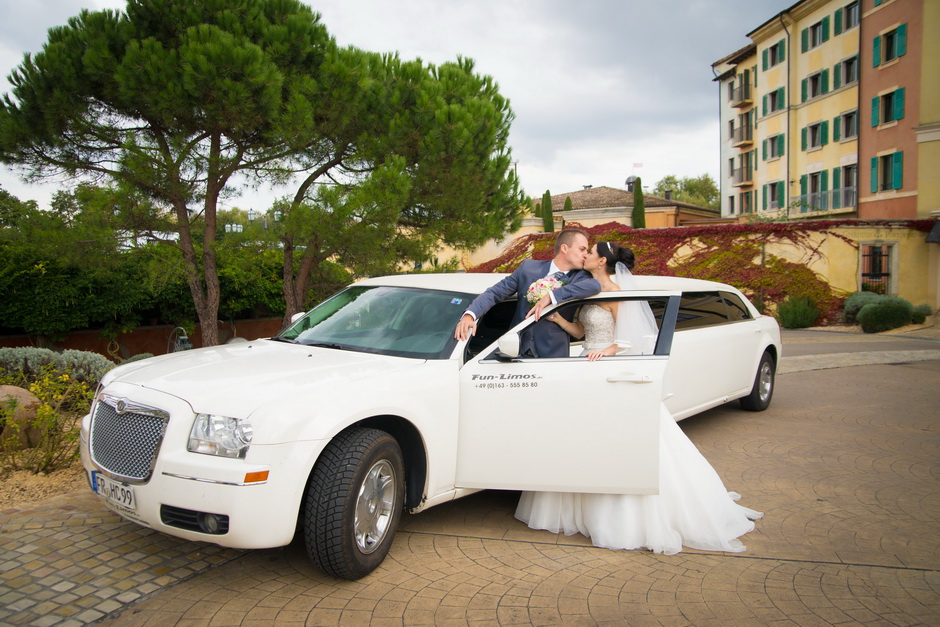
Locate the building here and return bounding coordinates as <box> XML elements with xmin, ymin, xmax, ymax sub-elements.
<box><xmin>538</xmin><ymin>185</ymin><xmax>721</xmax><ymax>229</ymax></box>
<box><xmin>713</xmin><ymin>0</ymin><xmax>939</xmax><ymax>299</ymax></box>
<box><xmin>713</xmin><ymin>0</ymin><xmax>938</xmax><ymax>224</ymax></box>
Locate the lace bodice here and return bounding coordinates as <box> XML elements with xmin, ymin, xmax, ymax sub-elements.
<box><xmin>579</xmin><ymin>304</ymin><xmax>615</xmax><ymax>349</ymax></box>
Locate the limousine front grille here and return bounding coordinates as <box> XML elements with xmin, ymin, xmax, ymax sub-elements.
<box><xmin>89</xmin><ymin>395</ymin><xmax>168</xmax><ymax>482</ymax></box>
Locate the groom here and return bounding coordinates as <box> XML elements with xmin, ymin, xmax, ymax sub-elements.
<box><xmin>454</xmin><ymin>228</ymin><xmax>601</xmax><ymax>358</ymax></box>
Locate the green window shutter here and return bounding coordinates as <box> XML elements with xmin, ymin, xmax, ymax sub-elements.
<box><xmin>777</xmin><ymin>133</ymin><xmax>784</xmax><ymax>156</ymax></box>
<box><xmin>821</xmin><ymin>120</ymin><xmax>829</xmax><ymax>146</ymax></box>
<box><xmin>801</xmin><ymin>126</ymin><xmax>808</xmax><ymax>151</ymax></box>
<box><xmin>762</xmin><ymin>184</ymin><xmax>768</xmax><ymax>211</ymax></box>
<box><xmin>897</xmin><ymin>24</ymin><xmax>907</xmax><ymax>57</ymax></box>
<box><xmin>801</xmin><ymin>78</ymin><xmax>808</xmax><ymax>102</ymax></box>
<box><xmin>777</xmin><ymin>181</ymin><xmax>784</xmax><ymax>209</ymax></box>
<box><xmin>802</xmin><ymin>28</ymin><xmax>809</xmax><ymax>53</ymax></box>
<box><xmin>753</xmin><ymin>65</ymin><xmax>757</xmax><ymax>87</ymax></box>
<box><xmin>873</xmin><ymin>36</ymin><xmax>881</xmax><ymax>67</ymax></box>
<box><xmin>871</xmin><ymin>96</ymin><xmax>880</xmax><ymax>126</ymax></box>
<box><xmin>832</xmin><ymin>167</ymin><xmax>841</xmax><ymax>208</ymax></box>
<box><xmin>762</xmin><ymin>49</ymin><xmax>769</xmax><ymax>71</ymax></box>
<box><xmin>822</xmin><ymin>16</ymin><xmax>830</xmax><ymax>42</ymax></box>
<box><xmin>780</xmin><ymin>39</ymin><xmax>786</xmax><ymax>62</ymax></box>
<box><xmin>800</xmin><ymin>175</ymin><xmax>807</xmax><ymax>196</ymax></box>
<box><xmin>834</xmin><ymin>63</ymin><xmax>842</xmax><ymax>89</ymax></box>
<box><xmin>833</xmin><ymin>116</ymin><xmax>841</xmax><ymax>141</ymax></box>
<box><xmin>821</xmin><ymin>170</ymin><xmax>828</xmax><ymax>193</ymax></box>
<box><xmin>779</xmin><ymin>86</ymin><xmax>785</xmax><ymax>108</ymax></box>
<box><xmin>762</xmin><ymin>94</ymin><xmax>768</xmax><ymax>116</ymax></box>
<box><xmin>822</xmin><ymin>69</ymin><xmax>829</xmax><ymax>94</ymax></box>
<box><xmin>753</xmin><ymin>149</ymin><xmax>757</xmax><ymax>171</ymax></box>
<box><xmin>870</xmin><ymin>157</ymin><xmax>879</xmax><ymax>193</ymax></box>
<box><xmin>894</xmin><ymin>87</ymin><xmax>905</xmax><ymax>120</ymax></box>
<box><xmin>762</xmin><ymin>139</ymin><xmax>767</xmax><ymax>161</ymax></box>
<box><xmin>835</xmin><ymin>8</ymin><xmax>844</xmax><ymax>35</ymax></box>
<box><xmin>875</xmin><ymin>0</ymin><xmax>883</xmax><ymax>5</ymax></box>
<box><xmin>754</xmin><ymin>108</ymin><xmax>758</xmax><ymax>129</ymax></box>
<box><xmin>892</xmin><ymin>151</ymin><xmax>904</xmax><ymax>189</ymax></box>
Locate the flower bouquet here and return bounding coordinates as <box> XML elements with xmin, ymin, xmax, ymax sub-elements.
<box><xmin>526</xmin><ymin>277</ymin><xmax>564</xmax><ymax>304</ymax></box>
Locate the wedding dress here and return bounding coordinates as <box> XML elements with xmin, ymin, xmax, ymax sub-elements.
<box><xmin>515</xmin><ymin>272</ymin><xmax>762</xmax><ymax>554</ymax></box>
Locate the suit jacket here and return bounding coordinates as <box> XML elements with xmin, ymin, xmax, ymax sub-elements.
<box><xmin>466</xmin><ymin>260</ymin><xmax>601</xmax><ymax>358</ymax></box>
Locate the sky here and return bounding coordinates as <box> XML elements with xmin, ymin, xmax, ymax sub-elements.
<box><xmin>0</xmin><ymin>0</ymin><xmax>796</xmax><ymax>211</ymax></box>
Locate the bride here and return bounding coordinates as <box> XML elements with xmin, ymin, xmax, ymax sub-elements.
<box><xmin>516</xmin><ymin>241</ymin><xmax>762</xmax><ymax>554</ymax></box>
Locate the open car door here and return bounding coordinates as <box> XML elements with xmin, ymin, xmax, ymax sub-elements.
<box><xmin>455</xmin><ymin>294</ymin><xmax>676</xmax><ymax>495</ymax></box>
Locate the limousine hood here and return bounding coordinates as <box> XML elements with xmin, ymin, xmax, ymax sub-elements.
<box><xmin>104</xmin><ymin>339</ymin><xmax>421</xmax><ymax>417</ymax></box>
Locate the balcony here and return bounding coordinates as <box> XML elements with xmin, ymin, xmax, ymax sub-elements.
<box><xmin>730</xmin><ymin>83</ymin><xmax>752</xmax><ymax>108</ymax></box>
<box><xmin>731</xmin><ymin>167</ymin><xmax>753</xmax><ymax>186</ymax></box>
<box><xmin>731</xmin><ymin>125</ymin><xmax>753</xmax><ymax>147</ymax></box>
<box><xmin>794</xmin><ymin>187</ymin><xmax>857</xmax><ymax>214</ymax></box>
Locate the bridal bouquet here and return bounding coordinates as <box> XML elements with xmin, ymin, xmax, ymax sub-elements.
<box><xmin>526</xmin><ymin>277</ymin><xmax>564</xmax><ymax>304</ymax></box>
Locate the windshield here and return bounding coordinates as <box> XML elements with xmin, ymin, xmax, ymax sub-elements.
<box><xmin>277</xmin><ymin>285</ymin><xmax>474</xmax><ymax>359</ymax></box>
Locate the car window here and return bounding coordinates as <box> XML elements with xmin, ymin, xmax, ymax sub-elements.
<box><xmin>279</xmin><ymin>285</ymin><xmax>473</xmax><ymax>359</ymax></box>
<box><xmin>721</xmin><ymin>291</ymin><xmax>753</xmax><ymax>321</ymax></box>
<box><xmin>466</xmin><ymin>300</ymin><xmax>516</xmax><ymax>359</ymax></box>
<box><xmin>675</xmin><ymin>292</ymin><xmax>729</xmax><ymax>330</ymax></box>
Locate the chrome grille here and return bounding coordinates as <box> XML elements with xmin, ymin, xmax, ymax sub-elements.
<box><xmin>90</xmin><ymin>395</ymin><xmax>169</xmax><ymax>483</ymax></box>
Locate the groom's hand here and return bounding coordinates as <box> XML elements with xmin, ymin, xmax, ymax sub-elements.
<box><xmin>525</xmin><ymin>294</ymin><xmax>552</xmax><ymax>321</ymax></box>
<box><xmin>455</xmin><ymin>314</ymin><xmax>477</xmax><ymax>341</ymax></box>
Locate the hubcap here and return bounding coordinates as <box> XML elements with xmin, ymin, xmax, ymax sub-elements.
<box><xmin>758</xmin><ymin>362</ymin><xmax>773</xmax><ymax>402</ymax></box>
<box><xmin>354</xmin><ymin>459</ymin><xmax>396</xmax><ymax>554</ymax></box>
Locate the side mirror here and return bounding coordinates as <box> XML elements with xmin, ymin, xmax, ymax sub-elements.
<box><xmin>496</xmin><ymin>332</ymin><xmax>521</xmax><ymax>358</ymax></box>
<box><xmin>290</xmin><ymin>312</ymin><xmax>305</xmax><ymax>324</ymax></box>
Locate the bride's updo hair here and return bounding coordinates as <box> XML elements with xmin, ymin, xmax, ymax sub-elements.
<box><xmin>597</xmin><ymin>241</ymin><xmax>635</xmax><ymax>273</ymax></box>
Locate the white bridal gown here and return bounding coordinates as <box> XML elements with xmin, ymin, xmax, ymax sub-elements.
<box><xmin>515</xmin><ymin>304</ymin><xmax>762</xmax><ymax>554</ymax></box>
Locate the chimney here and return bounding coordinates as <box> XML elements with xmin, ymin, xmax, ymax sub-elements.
<box><xmin>665</xmin><ymin>190</ymin><xmax>673</xmax><ymax>201</ymax></box>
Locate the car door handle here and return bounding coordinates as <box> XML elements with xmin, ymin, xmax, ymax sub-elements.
<box><xmin>607</xmin><ymin>373</ymin><xmax>653</xmax><ymax>383</ymax></box>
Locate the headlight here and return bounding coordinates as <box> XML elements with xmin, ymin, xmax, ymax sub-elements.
<box><xmin>188</xmin><ymin>414</ymin><xmax>253</xmax><ymax>459</ymax></box>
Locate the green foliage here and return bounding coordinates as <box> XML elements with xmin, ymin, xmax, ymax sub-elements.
<box><xmin>912</xmin><ymin>310</ymin><xmax>927</xmax><ymax>324</ymax></box>
<box><xmin>1</xmin><ymin>364</ymin><xmax>95</xmax><ymax>474</ymax></box>
<box><xmin>857</xmin><ymin>299</ymin><xmax>913</xmax><ymax>333</ymax></box>
<box><xmin>777</xmin><ymin>296</ymin><xmax>820</xmax><ymax>329</ymax></box>
<box><xmin>843</xmin><ymin>291</ymin><xmax>885</xmax><ymax>324</ymax></box>
<box><xmin>653</xmin><ymin>174</ymin><xmax>719</xmax><ymax>209</ymax></box>
<box><xmin>632</xmin><ymin>177</ymin><xmax>646</xmax><ymax>228</ymax></box>
<box><xmin>541</xmin><ymin>190</ymin><xmax>554</xmax><ymax>232</ymax></box>
<box><xmin>0</xmin><ymin>347</ymin><xmax>114</xmax><ymax>387</ymax></box>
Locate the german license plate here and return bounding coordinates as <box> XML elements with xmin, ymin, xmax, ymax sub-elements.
<box><xmin>91</xmin><ymin>471</ymin><xmax>136</xmax><ymax>511</ymax></box>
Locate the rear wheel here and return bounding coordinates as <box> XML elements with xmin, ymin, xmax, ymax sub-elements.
<box><xmin>303</xmin><ymin>427</ymin><xmax>404</xmax><ymax>579</ymax></box>
<box><xmin>740</xmin><ymin>351</ymin><xmax>775</xmax><ymax>411</ymax></box>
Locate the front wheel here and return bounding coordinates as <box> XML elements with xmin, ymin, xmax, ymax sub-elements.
<box><xmin>303</xmin><ymin>427</ymin><xmax>405</xmax><ymax>579</ymax></box>
<box><xmin>740</xmin><ymin>351</ymin><xmax>775</xmax><ymax>411</ymax></box>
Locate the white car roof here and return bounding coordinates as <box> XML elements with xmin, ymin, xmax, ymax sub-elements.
<box><xmin>356</xmin><ymin>272</ymin><xmax>740</xmax><ymax>296</ymax></box>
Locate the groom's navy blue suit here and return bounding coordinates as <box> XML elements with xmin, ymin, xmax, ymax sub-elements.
<box><xmin>466</xmin><ymin>260</ymin><xmax>600</xmax><ymax>358</ymax></box>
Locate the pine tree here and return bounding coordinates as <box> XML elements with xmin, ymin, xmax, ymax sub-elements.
<box><xmin>541</xmin><ymin>190</ymin><xmax>554</xmax><ymax>232</ymax></box>
<box><xmin>632</xmin><ymin>177</ymin><xmax>646</xmax><ymax>228</ymax></box>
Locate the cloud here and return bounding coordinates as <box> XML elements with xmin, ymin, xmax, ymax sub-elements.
<box><xmin>1</xmin><ymin>0</ymin><xmax>793</xmax><ymax>208</ymax></box>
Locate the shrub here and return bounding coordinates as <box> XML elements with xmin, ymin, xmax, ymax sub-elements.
<box><xmin>777</xmin><ymin>296</ymin><xmax>820</xmax><ymax>329</ymax></box>
<box><xmin>912</xmin><ymin>304</ymin><xmax>933</xmax><ymax>325</ymax></box>
<box><xmin>843</xmin><ymin>291</ymin><xmax>884</xmax><ymax>324</ymax></box>
<box><xmin>0</xmin><ymin>365</ymin><xmax>92</xmax><ymax>474</ymax></box>
<box><xmin>0</xmin><ymin>347</ymin><xmax>114</xmax><ymax>387</ymax></box>
<box><xmin>857</xmin><ymin>299</ymin><xmax>914</xmax><ymax>333</ymax></box>
<box><xmin>121</xmin><ymin>353</ymin><xmax>155</xmax><ymax>365</ymax></box>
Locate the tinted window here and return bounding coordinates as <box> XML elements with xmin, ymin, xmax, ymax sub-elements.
<box><xmin>722</xmin><ymin>292</ymin><xmax>753</xmax><ymax>321</ymax></box>
<box><xmin>675</xmin><ymin>292</ymin><xmax>729</xmax><ymax>330</ymax></box>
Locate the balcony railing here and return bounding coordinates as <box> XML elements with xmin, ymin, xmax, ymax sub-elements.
<box><xmin>794</xmin><ymin>187</ymin><xmax>857</xmax><ymax>213</ymax></box>
<box><xmin>731</xmin><ymin>167</ymin><xmax>753</xmax><ymax>186</ymax></box>
<box><xmin>731</xmin><ymin>125</ymin><xmax>753</xmax><ymax>146</ymax></box>
<box><xmin>731</xmin><ymin>83</ymin><xmax>752</xmax><ymax>107</ymax></box>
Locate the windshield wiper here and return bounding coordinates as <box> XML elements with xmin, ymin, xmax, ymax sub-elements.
<box><xmin>303</xmin><ymin>341</ymin><xmax>349</xmax><ymax>351</ymax></box>
<box><xmin>267</xmin><ymin>336</ymin><xmax>295</xmax><ymax>344</ymax></box>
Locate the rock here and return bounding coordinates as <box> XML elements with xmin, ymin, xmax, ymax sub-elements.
<box><xmin>0</xmin><ymin>385</ymin><xmax>42</xmax><ymax>450</ymax></box>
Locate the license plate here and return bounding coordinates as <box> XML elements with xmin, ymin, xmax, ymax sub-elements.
<box><xmin>91</xmin><ymin>471</ymin><xmax>137</xmax><ymax>511</ymax></box>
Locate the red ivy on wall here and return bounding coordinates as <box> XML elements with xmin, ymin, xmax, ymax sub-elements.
<box><xmin>468</xmin><ymin>220</ymin><xmax>933</xmax><ymax>325</ymax></box>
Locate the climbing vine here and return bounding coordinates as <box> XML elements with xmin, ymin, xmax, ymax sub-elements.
<box><xmin>468</xmin><ymin>219</ymin><xmax>933</xmax><ymax>325</ymax></box>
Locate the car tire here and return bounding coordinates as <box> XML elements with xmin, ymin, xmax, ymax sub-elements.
<box><xmin>740</xmin><ymin>351</ymin><xmax>775</xmax><ymax>412</ymax></box>
<box><xmin>303</xmin><ymin>427</ymin><xmax>405</xmax><ymax>580</ymax></box>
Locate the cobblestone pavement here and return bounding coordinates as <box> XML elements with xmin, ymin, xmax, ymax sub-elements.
<box><xmin>1</xmin><ymin>329</ymin><xmax>938</xmax><ymax>626</ymax></box>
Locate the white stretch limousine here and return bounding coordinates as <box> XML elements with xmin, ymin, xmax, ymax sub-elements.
<box><xmin>81</xmin><ymin>273</ymin><xmax>782</xmax><ymax>579</ymax></box>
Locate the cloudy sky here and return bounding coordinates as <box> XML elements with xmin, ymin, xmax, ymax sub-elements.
<box><xmin>0</xmin><ymin>0</ymin><xmax>794</xmax><ymax>210</ymax></box>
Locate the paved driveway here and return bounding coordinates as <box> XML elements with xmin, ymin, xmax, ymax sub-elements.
<box><xmin>2</xmin><ymin>329</ymin><xmax>938</xmax><ymax>625</ymax></box>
